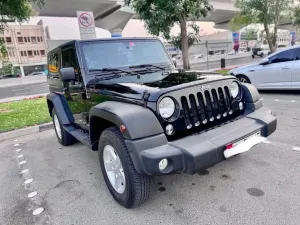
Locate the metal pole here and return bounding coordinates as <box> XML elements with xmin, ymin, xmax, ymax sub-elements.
<box><xmin>206</xmin><ymin>41</ymin><xmax>209</xmax><ymax>70</ymax></box>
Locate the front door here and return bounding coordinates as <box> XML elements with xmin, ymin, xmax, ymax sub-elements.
<box><xmin>291</xmin><ymin>48</ymin><xmax>300</xmax><ymax>89</ymax></box>
<box><xmin>61</xmin><ymin>45</ymin><xmax>89</xmax><ymax>130</ymax></box>
<box><xmin>254</xmin><ymin>49</ymin><xmax>295</xmax><ymax>89</ymax></box>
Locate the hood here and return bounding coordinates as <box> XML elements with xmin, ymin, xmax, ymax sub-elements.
<box><xmin>229</xmin><ymin>63</ymin><xmax>258</xmax><ymax>75</ymax></box>
<box><xmin>86</xmin><ymin>71</ymin><xmax>232</xmax><ymax>102</ymax></box>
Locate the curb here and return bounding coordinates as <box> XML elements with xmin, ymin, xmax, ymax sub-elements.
<box><xmin>0</xmin><ymin>123</ymin><xmax>53</xmax><ymax>142</ymax></box>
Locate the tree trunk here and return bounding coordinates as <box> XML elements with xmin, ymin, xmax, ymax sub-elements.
<box><xmin>263</xmin><ymin>22</ymin><xmax>276</xmax><ymax>53</ymax></box>
<box><xmin>179</xmin><ymin>16</ymin><xmax>190</xmax><ymax>70</ymax></box>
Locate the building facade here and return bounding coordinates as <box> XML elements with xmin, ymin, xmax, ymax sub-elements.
<box><xmin>0</xmin><ymin>25</ymin><xmax>47</xmax><ymax>76</ymax></box>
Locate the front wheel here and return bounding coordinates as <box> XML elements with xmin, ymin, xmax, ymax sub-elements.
<box><xmin>98</xmin><ymin>126</ymin><xmax>152</xmax><ymax>208</ymax></box>
<box><xmin>236</xmin><ymin>75</ymin><xmax>251</xmax><ymax>84</ymax></box>
<box><xmin>52</xmin><ymin>108</ymin><xmax>76</xmax><ymax>146</ymax></box>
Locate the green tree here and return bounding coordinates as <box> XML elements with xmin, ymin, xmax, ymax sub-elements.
<box><xmin>292</xmin><ymin>6</ymin><xmax>300</xmax><ymax>27</ymax></box>
<box><xmin>0</xmin><ymin>0</ymin><xmax>44</xmax><ymax>31</ymax></box>
<box><xmin>233</xmin><ymin>0</ymin><xmax>294</xmax><ymax>53</ymax></box>
<box><xmin>168</xmin><ymin>23</ymin><xmax>201</xmax><ymax>51</ymax></box>
<box><xmin>229</xmin><ymin>13</ymin><xmax>255</xmax><ymax>32</ymax></box>
<box><xmin>126</xmin><ymin>0</ymin><xmax>212</xmax><ymax>69</ymax></box>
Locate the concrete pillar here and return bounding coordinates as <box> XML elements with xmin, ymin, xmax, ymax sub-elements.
<box><xmin>111</xmin><ymin>28</ymin><xmax>123</xmax><ymax>38</ymax></box>
<box><xmin>20</xmin><ymin>65</ymin><xmax>25</xmax><ymax>77</ymax></box>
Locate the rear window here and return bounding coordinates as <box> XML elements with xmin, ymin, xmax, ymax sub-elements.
<box><xmin>80</xmin><ymin>39</ymin><xmax>171</xmax><ymax>71</ymax></box>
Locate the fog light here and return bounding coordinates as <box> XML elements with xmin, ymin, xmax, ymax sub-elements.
<box><xmin>165</xmin><ymin>124</ymin><xmax>175</xmax><ymax>135</ymax></box>
<box><xmin>239</xmin><ymin>102</ymin><xmax>244</xmax><ymax>110</ymax></box>
<box><xmin>159</xmin><ymin>158</ymin><xmax>168</xmax><ymax>171</ymax></box>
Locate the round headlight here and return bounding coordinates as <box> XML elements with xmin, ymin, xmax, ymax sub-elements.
<box><xmin>159</xmin><ymin>97</ymin><xmax>175</xmax><ymax>119</ymax></box>
<box><xmin>230</xmin><ymin>81</ymin><xmax>240</xmax><ymax>98</ymax></box>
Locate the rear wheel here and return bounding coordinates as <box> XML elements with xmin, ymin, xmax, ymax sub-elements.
<box><xmin>52</xmin><ymin>108</ymin><xmax>76</xmax><ymax>146</ymax></box>
<box><xmin>98</xmin><ymin>126</ymin><xmax>152</xmax><ymax>208</ymax></box>
<box><xmin>236</xmin><ymin>75</ymin><xmax>251</xmax><ymax>84</ymax></box>
<box><xmin>260</xmin><ymin>53</ymin><xmax>264</xmax><ymax>57</ymax></box>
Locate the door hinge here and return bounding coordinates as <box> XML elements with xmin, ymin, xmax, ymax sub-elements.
<box><xmin>142</xmin><ymin>90</ymin><xmax>150</xmax><ymax>106</ymax></box>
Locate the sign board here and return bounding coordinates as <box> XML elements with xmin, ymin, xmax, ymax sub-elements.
<box><xmin>77</xmin><ymin>11</ymin><xmax>96</xmax><ymax>39</ymax></box>
<box><xmin>290</xmin><ymin>31</ymin><xmax>296</xmax><ymax>46</ymax></box>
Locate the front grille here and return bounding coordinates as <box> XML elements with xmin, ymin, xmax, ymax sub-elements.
<box><xmin>180</xmin><ymin>86</ymin><xmax>234</xmax><ymax>129</ymax></box>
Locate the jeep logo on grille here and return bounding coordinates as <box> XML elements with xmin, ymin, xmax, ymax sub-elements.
<box><xmin>199</xmin><ymin>85</ymin><xmax>211</xmax><ymax>91</ymax></box>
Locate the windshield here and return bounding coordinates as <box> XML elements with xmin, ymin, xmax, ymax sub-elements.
<box><xmin>81</xmin><ymin>39</ymin><xmax>172</xmax><ymax>71</ymax></box>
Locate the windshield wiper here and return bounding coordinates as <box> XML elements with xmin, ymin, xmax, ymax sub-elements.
<box><xmin>89</xmin><ymin>68</ymin><xmax>135</xmax><ymax>74</ymax></box>
<box><xmin>129</xmin><ymin>64</ymin><xmax>167</xmax><ymax>70</ymax></box>
<box><xmin>90</xmin><ymin>68</ymin><xmax>142</xmax><ymax>80</ymax></box>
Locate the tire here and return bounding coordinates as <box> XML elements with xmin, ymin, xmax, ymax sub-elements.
<box><xmin>52</xmin><ymin>108</ymin><xmax>76</xmax><ymax>146</ymax></box>
<box><xmin>260</xmin><ymin>53</ymin><xmax>264</xmax><ymax>57</ymax></box>
<box><xmin>99</xmin><ymin>126</ymin><xmax>152</xmax><ymax>208</ymax></box>
<box><xmin>236</xmin><ymin>75</ymin><xmax>251</xmax><ymax>84</ymax></box>
<box><xmin>252</xmin><ymin>55</ymin><xmax>255</xmax><ymax>59</ymax></box>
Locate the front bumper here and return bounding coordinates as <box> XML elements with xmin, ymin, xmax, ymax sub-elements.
<box><xmin>125</xmin><ymin>106</ymin><xmax>277</xmax><ymax>175</ymax></box>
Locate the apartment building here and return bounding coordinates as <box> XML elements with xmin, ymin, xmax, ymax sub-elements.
<box><xmin>0</xmin><ymin>25</ymin><xmax>47</xmax><ymax>76</ymax></box>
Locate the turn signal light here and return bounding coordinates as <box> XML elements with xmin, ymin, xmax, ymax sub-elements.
<box><xmin>120</xmin><ymin>125</ymin><xmax>126</xmax><ymax>133</ymax></box>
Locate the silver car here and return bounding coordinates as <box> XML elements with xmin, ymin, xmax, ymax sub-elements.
<box><xmin>229</xmin><ymin>46</ymin><xmax>300</xmax><ymax>90</ymax></box>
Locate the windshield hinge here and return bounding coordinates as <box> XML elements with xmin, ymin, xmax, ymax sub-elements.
<box><xmin>142</xmin><ymin>90</ymin><xmax>150</xmax><ymax>106</ymax></box>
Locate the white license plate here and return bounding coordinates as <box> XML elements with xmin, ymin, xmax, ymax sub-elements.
<box><xmin>224</xmin><ymin>131</ymin><xmax>266</xmax><ymax>159</ymax></box>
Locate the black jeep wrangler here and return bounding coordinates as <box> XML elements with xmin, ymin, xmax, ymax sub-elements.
<box><xmin>46</xmin><ymin>38</ymin><xmax>277</xmax><ymax>208</ymax></box>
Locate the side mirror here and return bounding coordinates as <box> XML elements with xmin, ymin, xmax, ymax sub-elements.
<box><xmin>259</xmin><ymin>58</ymin><xmax>270</xmax><ymax>65</ymax></box>
<box><xmin>60</xmin><ymin>67</ymin><xmax>75</xmax><ymax>82</ymax></box>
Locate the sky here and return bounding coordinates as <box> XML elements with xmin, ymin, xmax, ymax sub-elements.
<box><xmin>122</xmin><ymin>20</ymin><xmax>222</xmax><ymax>37</ymax></box>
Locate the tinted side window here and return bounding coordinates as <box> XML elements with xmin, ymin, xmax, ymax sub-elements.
<box><xmin>270</xmin><ymin>49</ymin><xmax>295</xmax><ymax>64</ymax></box>
<box><xmin>294</xmin><ymin>49</ymin><xmax>300</xmax><ymax>60</ymax></box>
<box><xmin>62</xmin><ymin>48</ymin><xmax>78</xmax><ymax>69</ymax></box>
<box><xmin>48</xmin><ymin>52</ymin><xmax>60</xmax><ymax>76</ymax></box>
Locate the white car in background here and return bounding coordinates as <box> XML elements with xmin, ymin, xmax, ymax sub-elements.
<box><xmin>229</xmin><ymin>46</ymin><xmax>300</xmax><ymax>90</ymax></box>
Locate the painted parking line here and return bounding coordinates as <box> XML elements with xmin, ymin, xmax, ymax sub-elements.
<box><xmin>11</xmin><ymin>140</ymin><xmax>49</xmax><ymax>224</ymax></box>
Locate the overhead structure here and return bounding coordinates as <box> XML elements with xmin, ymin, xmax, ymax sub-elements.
<box><xmin>33</xmin><ymin>0</ymin><xmax>135</xmax><ymax>36</ymax></box>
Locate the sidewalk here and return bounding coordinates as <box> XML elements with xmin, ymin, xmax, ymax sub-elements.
<box><xmin>0</xmin><ymin>76</ymin><xmax>47</xmax><ymax>88</ymax></box>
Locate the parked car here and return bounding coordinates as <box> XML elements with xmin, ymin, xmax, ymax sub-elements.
<box><xmin>27</xmin><ymin>71</ymin><xmax>46</xmax><ymax>76</ymax></box>
<box><xmin>47</xmin><ymin>38</ymin><xmax>276</xmax><ymax>208</ymax></box>
<box><xmin>0</xmin><ymin>74</ymin><xmax>21</xmax><ymax>79</ymax></box>
<box><xmin>252</xmin><ymin>47</ymin><xmax>270</xmax><ymax>58</ymax></box>
<box><xmin>229</xmin><ymin>46</ymin><xmax>300</xmax><ymax>90</ymax></box>
<box><xmin>192</xmin><ymin>54</ymin><xmax>204</xmax><ymax>59</ymax></box>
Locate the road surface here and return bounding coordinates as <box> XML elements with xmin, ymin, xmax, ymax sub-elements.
<box><xmin>1</xmin><ymin>91</ymin><xmax>300</xmax><ymax>225</ymax></box>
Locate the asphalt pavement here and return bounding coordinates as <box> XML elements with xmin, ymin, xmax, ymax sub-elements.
<box><xmin>0</xmin><ymin>56</ymin><xmax>259</xmax><ymax>101</ymax></box>
<box><xmin>1</xmin><ymin>91</ymin><xmax>300</xmax><ymax>225</ymax></box>
<box><xmin>0</xmin><ymin>82</ymin><xmax>49</xmax><ymax>100</ymax></box>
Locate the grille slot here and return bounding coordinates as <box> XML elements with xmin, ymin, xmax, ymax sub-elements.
<box><xmin>189</xmin><ymin>94</ymin><xmax>200</xmax><ymax>126</ymax></box>
<box><xmin>180</xmin><ymin>86</ymin><xmax>233</xmax><ymax>128</ymax></box>
<box><xmin>181</xmin><ymin>96</ymin><xmax>192</xmax><ymax>128</ymax></box>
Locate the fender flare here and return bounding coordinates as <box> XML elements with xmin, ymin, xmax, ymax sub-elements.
<box><xmin>241</xmin><ymin>83</ymin><xmax>262</xmax><ymax>111</ymax></box>
<box><xmin>89</xmin><ymin>101</ymin><xmax>164</xmax><ymax>140</ymax></box>
<box><xmin>46</xmin><ymin>93</ymin><xmax>74</xmax><ymax>125</ymax></box>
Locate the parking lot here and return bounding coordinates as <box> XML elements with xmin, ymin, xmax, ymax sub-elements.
<box><xmin>1</xmin><ymin>91</ymin><xmax>300</xmax><ymax>225</ymax></box>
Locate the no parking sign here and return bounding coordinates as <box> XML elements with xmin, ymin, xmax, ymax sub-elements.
<box><xmin>77</xmin><ymin>11</ymin><xmax>96</xmax><ymax>39</ymax></box>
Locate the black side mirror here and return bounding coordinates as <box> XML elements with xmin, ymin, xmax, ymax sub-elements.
<box><xmin>60</xmin><ymin>67</ymin><xmax>75</xmax><ymax>82</ymax></box>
